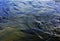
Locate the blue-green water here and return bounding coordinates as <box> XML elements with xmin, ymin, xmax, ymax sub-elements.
<box><xmin>0</xmin><ymin>0</ymin><xmax>60</xmax><ymax>41</ymax></box>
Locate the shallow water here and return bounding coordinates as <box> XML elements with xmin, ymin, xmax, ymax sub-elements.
<box><xmin>0</xmin><ymin>0</ymin><xmax>60</xmax><ymax>41</ymax></box>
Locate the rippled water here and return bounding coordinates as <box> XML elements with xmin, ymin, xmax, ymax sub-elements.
<box><xmin>0</xmin><ymin>0</ymin><xmax>60</xmax><ymax>41</ymax></box>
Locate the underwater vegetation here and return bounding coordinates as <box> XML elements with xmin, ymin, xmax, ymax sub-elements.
<box><xmin>0</xmin><ymin>0</ymin><xmax>60</xmax><ymax>41</ymax></box>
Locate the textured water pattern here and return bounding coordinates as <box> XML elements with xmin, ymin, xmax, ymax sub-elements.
<box><xmin>0</xmin><ymin>0</ymin><xmax>60</xmax><ymax>41</ymax></box>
